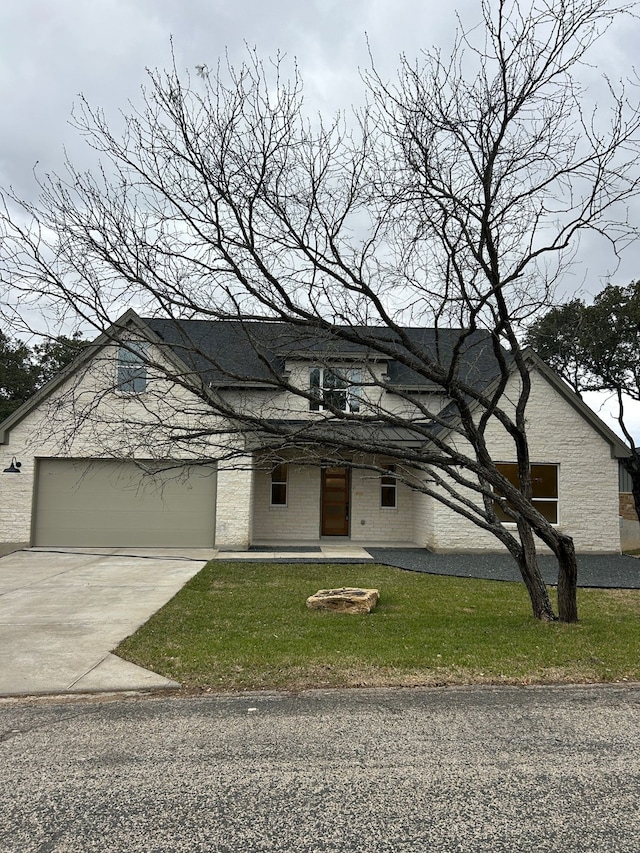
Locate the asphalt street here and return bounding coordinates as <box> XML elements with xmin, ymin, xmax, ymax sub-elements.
<box><xmin>1</xmin><ymin>684</ymin><xmax>639</xmax><ymax>852</ymax></box>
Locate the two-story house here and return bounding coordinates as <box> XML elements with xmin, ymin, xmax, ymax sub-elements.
<box><xmin>0</xmin><ymin>310</ymin><xmax>628</xmax><ymax>553</ymax></box>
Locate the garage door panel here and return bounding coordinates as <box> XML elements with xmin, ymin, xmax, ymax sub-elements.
<box><xmin>36</xmin><ymin>510</ymin><xmax>211</xmax><ymax>533</ymax></box>
<box><xmin>34</xmin><ymin>459</ymin><xmax>217</xmax><ymax>548</ymax></box>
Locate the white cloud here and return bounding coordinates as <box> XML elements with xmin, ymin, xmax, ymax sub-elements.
<box><xmin>1</xmin><ymin>0</ymin><xmax>638</xmax><ymax>335</ymax></box>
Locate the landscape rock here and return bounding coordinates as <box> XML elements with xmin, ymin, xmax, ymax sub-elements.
<box><xmin>306</xmin><ymin>587</ymin><xmax>379</xmax><ymax>614</ymax></box>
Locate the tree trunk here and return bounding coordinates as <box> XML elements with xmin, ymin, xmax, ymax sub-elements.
<box><xmin>507</xmin><ymin>499</ymin><xmax>579</xmax><ymax>623</ymax></box>
<box><xmin>553</xmin><ymin>534</ymin><xmax>579</xmax><ymax>623</ymax></box>
<box><xmin>515</xmin><ymin>520</ymin><xmax>557</xmax><ymax>621</ymax></box>
<box><xmin>624</xmin><ymin>458</ymin><xmax>640</xmax><ymax>523</ymax></box>
<box><xmin>633</xmin><ymin>485</ymin><xmax>640</xmax><ymax>525</ymax></box>
<box><xmin>519</xmin><ymin>515</ymin><xmax>579</xmax><ymax>622</ymax></box>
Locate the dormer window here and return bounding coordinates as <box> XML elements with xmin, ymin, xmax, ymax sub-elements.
<box><xmin>309</xmin><ymin>367</ymin><xmax>361</xmax><ymax>413</ymax></box>
<box><xmin>117</xmin><ymin>342</ymin><xmax>148</xmax><ymax>393</ymax></box>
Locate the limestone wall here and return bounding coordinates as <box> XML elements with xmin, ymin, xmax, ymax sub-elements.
<box><xmin>251</xmin><ymin>459</ymin><xmax>417</xmax><ymax>544</ymax></box>
<box><xmin>0</xmin><ymin>341</ymin><xmax>234</xmax><ymax>547</ymax></box>
<box><xmin>620</xmin><ymin>493</ymin><xmax>638</xmax><ymax>521</ymax></box>
<box><xmin>425</xmin><ymin>369</ymin><xmax>621</xmax><ymax>554</ymax></box>
<box><xmin>251</xmin><ymin>464</ymin><xmax>322</xmax><ymax>541</ymax></box>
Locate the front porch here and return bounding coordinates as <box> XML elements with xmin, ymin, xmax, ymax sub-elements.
<box><xmin>249</xmin><ymin>456</ymin><xmax>425</xmax><ymax>548</ymax></box>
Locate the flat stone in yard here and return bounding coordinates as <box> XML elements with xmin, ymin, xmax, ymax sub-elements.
<box><xmin>306</xmin><ymin>587</ymin><xmax>379</xmax><ymax>614</ymax></box>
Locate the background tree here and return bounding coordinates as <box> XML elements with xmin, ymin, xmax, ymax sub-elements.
<box><xmin>1</xmin><ymin>0</ymin><xmax>639</xmax><ymax>622</ymax></box>
<box><xmin>0</xmin><ymin>332</ymin><xmax>38</xmax><ymax>421</ymax></box>
<box><xmin>0</xmin><ymin>331</ymin><xmax>87</xmax><ymax>420</ymax></box>
<box><xmin>521</xmin><ymin>300</ymin><xmax>587</xmax><ymax>396</ymax></box>
<box><xmin>526</xmin><ymin>281</ymin><xmax>640</xmax><ymax>517</ymax></box>
<box><xmin>33</xmin><ymin>331</ymin><xmax>88</xmax><ymax>386</ymax></box>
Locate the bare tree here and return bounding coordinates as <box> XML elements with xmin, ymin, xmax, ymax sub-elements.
<box><xmin>1</xmin><ymin>0</ymin><xmax>639</xmax><ymax>622</ymax></box>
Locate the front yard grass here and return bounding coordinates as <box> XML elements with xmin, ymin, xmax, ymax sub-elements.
<box><xmin>115</xmin><ymin>561</ymin><xmax>640</xmax><ymax>691</ymax></box>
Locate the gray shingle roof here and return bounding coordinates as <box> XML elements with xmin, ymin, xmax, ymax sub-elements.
<box><xmin>145</xmin><ymin>318</ymin><xmax>502</xmax><ymax>391</ymax></box>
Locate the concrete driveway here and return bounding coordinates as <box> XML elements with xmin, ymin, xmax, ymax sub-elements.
<box><xmin>0</xmin><ymin>548</ymin><xmax>213</xmax><ymax>696</ymax></box>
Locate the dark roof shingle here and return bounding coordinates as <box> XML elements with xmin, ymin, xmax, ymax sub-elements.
<box><xmin>145</xmin><ymin>318</ymin><xmax>502</xmax><ymax>391</ymax></box>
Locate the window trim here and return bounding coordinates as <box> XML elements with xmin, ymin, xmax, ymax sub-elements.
<box><xmin>381</xmin><ymin>464</ymin><xmax>397</xmax><ymax>509</ymax></box>
<box><xmin>116</xmin><ymin>341</ymin><xmax>148</xmax><ymax>394</ymax></box>
<box><xmin>270</xmin><ymin>463</ymin><xmax>288</xmax><ymax>507</ymax></box>
<box><xmin>494</xmin><ymin>462</ymin><xmax>559</xmax><ymax>525</ymax></box>
<box><xmin>309</xmin><ymin>366</ymin><xmax>361</xmax><ymax>413</ymax></box>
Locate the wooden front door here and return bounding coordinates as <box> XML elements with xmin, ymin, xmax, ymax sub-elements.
<box><xmin>321</xmin><ymin>466</ymin><xmax>350</xmax><ymax>536</ymax></box>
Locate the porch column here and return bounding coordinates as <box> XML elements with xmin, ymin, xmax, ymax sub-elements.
<box><xmin>215</xmin><ymin>456</ymin><xmax>253</xmax><ymax>550</ymax></box>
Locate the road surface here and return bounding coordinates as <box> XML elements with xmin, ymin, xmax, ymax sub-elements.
<box><xmin>1</xmin><ymin>684</ymin><xmax>639</xmax><ymax>852</ymax></box>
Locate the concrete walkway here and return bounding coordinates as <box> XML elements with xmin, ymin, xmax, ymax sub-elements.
<box><xmin>0</xmin><ymin>548</ymin><xmax>212</xmax><ymax>696</ymax></box>
<box><xmin>217</xmin><ymin>544</ymin><xmax>373</xmax><ymax>561</ymax></box>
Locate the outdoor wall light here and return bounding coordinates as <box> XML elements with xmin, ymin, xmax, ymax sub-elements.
<box><xmin>2</xmin><ymin>457</ymin><xmax>22</xmax><ymax>474</ymax></box>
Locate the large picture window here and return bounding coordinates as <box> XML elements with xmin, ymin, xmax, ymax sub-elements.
<box><xmin>117</xmin><ymin>342</ymin><xmax>148</xmax><ymax>393</ymax></box>
<box><xmin>270</xmin><ymin>463</ymin><xmax>288</xmax><ymax>506</ymax></box>
<box><xmin>310</xmin><ymin>367</ymin><xmax>361</xmax><ymax>413</ymax></box>
<box><xmin>495</xmin><ymin>463</ymin><xmax>558</xmax><ymax>524</ymax></box>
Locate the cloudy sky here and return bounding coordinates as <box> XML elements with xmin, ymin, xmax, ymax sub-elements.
<box><xmin>1</xmin><ymin>0</ymin><xmax>638</xmax><ymax>282</ymax></box>
<box><xmin>0</xmin><ymin>0</ymin><xmax>468</xmax><ymax>188</ymax></box>
<box><xmin>1</xmin><ymin>0</ymin><xmax>639</xmax><ymax>434</ymax></box>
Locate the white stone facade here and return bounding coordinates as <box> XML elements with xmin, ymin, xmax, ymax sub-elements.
<box><xmin>215</xmin><ymin>459</ymin><xmax>254</xmax><ymax>549</ymax></box>
<box><xmin>414</xmin><ymin>370</ymin><xmax>621</xmax><ymax>553</ymax></box>
<box><xmin>0</xmin><ymin>340</ymin><xmax>235</xmax><ymax>548</ymax></box>
<box><xmin>251</xmin><ymin>461</ymin><xmax>416</xmax><ymax>544</ymax></box>
<box><xmin>0</xmin><ymin>328</ymin><xmax>624</xmax><ymax>554</ymax></box>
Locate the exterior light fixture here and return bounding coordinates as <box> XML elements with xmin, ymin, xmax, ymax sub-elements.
<box><xmin>2</xmin><ymin>457</ymin><xmax>22</xmax><ymax>474</ymax></box>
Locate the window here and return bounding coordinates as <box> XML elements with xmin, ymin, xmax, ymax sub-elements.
<box><xmin>495</xmin><ymin>463</ymin><xmax>558</xmax><ymax>524</ymax></box>
<box><xmin>310</xmin><ymin>367</ymin><xmax>361</xmax><ymax>412</ymax></box>
<box><xmin>270</xmin><ymin>463</ymin><xmax>288</xmax><ymax>506</ymax></box>
<box><xmin>381</xmin><ymin>465</ymin><xmax>397</xmax><ymax>508</ymax></box>
<box><xmin>117</xmin><ymin>342</ymin><xmax>148</xmax><ymax>393</ymax></box>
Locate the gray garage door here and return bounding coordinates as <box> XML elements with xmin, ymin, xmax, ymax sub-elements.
<box><xmin>33</xmin><ymin>459</ymin><xmax>217</xmax><ymax>547</ymax></box>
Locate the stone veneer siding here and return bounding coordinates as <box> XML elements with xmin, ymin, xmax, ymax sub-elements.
<box><xmin>417</xmin><ymin>369</ymin><xmax>621</xmax><ymax>554</ymax></box>
<box><xmin>215</xmin><ymin>459</ymin><xmax>253</xmax><ymax>549</ymax></box>
<box><xmin>619</xmin><ymin>493</ymin><xmax>638</xmax><ymax>521</ymax></box>
<box><xmin>0</xmin><ymin>452</ymin><xmax>37</xmax><ymax>545</ymax></box>
<box><xmin>0</xmin><ymin>342</ymin><xmax>225</xmax><ymax>547</ymax></box>
<box><xmin>252</xmin><ymin>464</ymin><xmax>322</xmax><ymax>541</ymax></box>
<box><xmin>350</xmin><ymin>468</ymin><xmax>416</xmax><ymax>544</ymax></box>
<box><xmin>251</xmin><ymin>462</ymin><xmax>416</xmax><ymax>544</ymax></box>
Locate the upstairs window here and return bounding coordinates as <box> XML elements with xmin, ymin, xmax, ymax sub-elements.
<box><xmin>310</xmin><ymin>367</ymin><xmax>361</xmax><ymax>413</ymax></box>
<box><xmin>117</xmin><ymin>342</ymin><xmax>148</xmax><ymax>393</ymax></box>
<box><xmin>270</xmin><ymin>463</ymin><xmax>288</xmax><ymax>506</ymax></box>
<box><xmin>381</xmin><ymin>465</ymin><xmax>397</xmax><ymax>508</ymax></box>
<box><xmin>495</xmin><ymin>463</ymin><xmax>558</xmax><ymax>524</ymax></box>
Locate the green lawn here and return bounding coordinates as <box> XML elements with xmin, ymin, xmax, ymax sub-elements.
<box><xmin>115</xmin><ymin>561</ymin><xmax>640</xmax><ymax>691</ymax></box>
